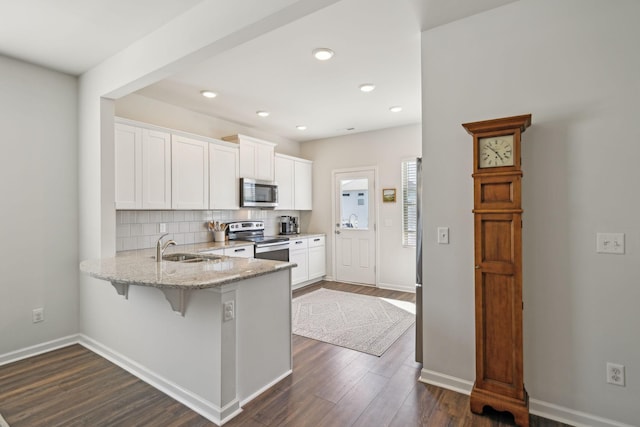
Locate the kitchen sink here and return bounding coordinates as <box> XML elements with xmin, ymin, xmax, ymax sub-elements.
<box><xmin>160</xmin><ymin>253</ymin><xmax>222</xmax><ymax>263</ymax></box>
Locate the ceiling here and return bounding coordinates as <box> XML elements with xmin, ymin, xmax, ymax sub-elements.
<box><xmin>0</xmin><ymin>0</ymin><xmax>518</xmax><ymax>142</ymax></box>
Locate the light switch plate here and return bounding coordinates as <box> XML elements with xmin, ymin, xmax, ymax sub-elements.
<box><xmin>437</xmin><ymin>227</ymin><xmax>449</xmax><ymax>244</ymax></box>
<box><xmin>596</xmin><ymin>233</ymin><xmax>624</xmax><ymax>254</ymax></box>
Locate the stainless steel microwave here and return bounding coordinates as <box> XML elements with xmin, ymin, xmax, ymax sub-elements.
<box><xmin>240</xmin><ymin>178</ymin><xmax>278</xmax><ymax>208</ymax></box>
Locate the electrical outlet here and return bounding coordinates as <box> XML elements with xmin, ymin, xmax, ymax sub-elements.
<box><xmin>32</xmin><ymin>308</ymin><xmax>44</xmax><ymax>323</ymax></box>
<box><xmin>437</xmin><ymin>227</ymin><xmax>449</xmax><ymax>244</ymax></box>
<box><xmin>223</xmin><ymin>301</ymin><xmax>235</xmax><ymax>321</ymax></box>
<box><xmin>607</xmin><ymin>362</ymin><xmax>625</xmax><ymax>386</ymax></box>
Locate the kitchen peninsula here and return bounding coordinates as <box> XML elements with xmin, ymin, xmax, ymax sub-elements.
<box><xmin>80</xmin><ymin>244</ymin><xmax>296</xmax><ymax>425</ymax></box>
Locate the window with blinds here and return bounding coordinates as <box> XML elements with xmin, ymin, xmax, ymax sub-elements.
<box><xmin>402</xmin><ymin>159</ymin><xmax>417</xmax><ymax>246</ymax></box>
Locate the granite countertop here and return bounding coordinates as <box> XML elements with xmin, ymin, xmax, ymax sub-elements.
<box><xmin>80</xmin><ymin>243</ymin><xmax>296</xmax><ymax>290</ymax></box>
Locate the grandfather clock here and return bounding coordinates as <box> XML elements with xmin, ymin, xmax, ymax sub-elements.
<box><xmin>462</xmin><ymin>114</ymin><xmax>532</xmax><ymax>427</ymax></box>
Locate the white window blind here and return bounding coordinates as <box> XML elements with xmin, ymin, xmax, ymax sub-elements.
<box><xmin>402</xmin><ymin>160</ymin><xmax>417</xmax><ymax>246</ymax></box>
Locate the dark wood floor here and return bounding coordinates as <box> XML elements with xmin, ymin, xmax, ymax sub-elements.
<box><xmin>0</xmin><ymin>281</ymin><xmax>568</xmax><ymax>427</ymax></box>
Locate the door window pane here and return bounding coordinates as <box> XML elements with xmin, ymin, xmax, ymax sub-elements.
<box><xmin>340</xmin><ymin>178</ymin><xmax>369</xmax><ymax>229</ymax></box>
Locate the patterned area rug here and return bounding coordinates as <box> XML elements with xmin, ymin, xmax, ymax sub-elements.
<box><xmin>292</xmin><ymin>288</ymin><xmax>415</xmax><ymax>356</ymax></box>
<box><xmin>0</xmin><ymin>413</ymin><xmax>9</xmax><ymax>427</ymax></box>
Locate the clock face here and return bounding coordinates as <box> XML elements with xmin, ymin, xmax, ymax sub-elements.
<box><xmin>478</xmin><ymin>134</ymin><xmax>515</xmax><ymax>168</ymax></box>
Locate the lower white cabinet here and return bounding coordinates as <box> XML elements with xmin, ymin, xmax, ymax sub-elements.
<box><xmin>224</xmin><ymin>245</ymin><xmax>253</xmax><ymax>258</ymax></box>
<box><xmin>289</xmin><ymin>236</ymin><xmax>325</xmax><ymax>287</ymax></box>
<box><xmin>308</xmin><ymin>236</ymin><xmax>326</xmax><ymax>280</ymax></box>
<box><xmin>289</xmin><ymin>238</ymin><xmax>309</xmax><ymax>286</ymax></box>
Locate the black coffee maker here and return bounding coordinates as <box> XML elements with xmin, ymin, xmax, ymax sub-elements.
<box><xmin>280</xmin><ymin>216</ymin><xmax>299</xmax><ymax>235</ymax></box>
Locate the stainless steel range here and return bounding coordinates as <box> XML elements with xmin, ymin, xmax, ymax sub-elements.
<box><xmin>227</xmin><ymin>221</ymin><xmax>289</xmax><ymax>261</ymax></box>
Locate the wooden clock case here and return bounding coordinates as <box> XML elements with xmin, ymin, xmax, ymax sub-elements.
<box><xmin>462</xmin><ymin>114</ymin><xmax>532</xmax><ymax>427</ymax></box>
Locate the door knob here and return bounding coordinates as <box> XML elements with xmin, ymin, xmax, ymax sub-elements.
<box><xmin>335</xmin><ymin>230</ymin><xmax>341</xmax><ymax>234</ymax></box>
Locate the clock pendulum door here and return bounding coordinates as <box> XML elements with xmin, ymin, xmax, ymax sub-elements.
<box><xmin>462</xmin><ymin>114</ymin><xmax>532</xmax><ymax>427</ymax></box>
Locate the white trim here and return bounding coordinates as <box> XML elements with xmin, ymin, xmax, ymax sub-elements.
<box><xmin>419</xmin><ymin>368</ymin><xmax>634</xmax><ymax>427</ymax></box>
<box><xmin>419</xmin><ymin>368</ymin><xmax>473</xmax><ymax>396</ymax></box>
<box><xmin>240</xmin><ymin>369</ymin><xmax>292</xmax><ymax>406</ymax></box>
<box><xmin>78</xmin><ymin>334</ymin><xmax>231</xmax><ymax>426</ymax></box>
<box><xmin>0</xmin><ymin>334</ymin><xmax>80</xmax><ymax>367</ymax></box>
<box><xmin>377</xmin><ymin>281</ymin><xmax>415</xmax><ymax>293</ymax></box>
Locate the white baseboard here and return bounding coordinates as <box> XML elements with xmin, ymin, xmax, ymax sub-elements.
<box><xmin>0</xmin><ymin>334</ymin><xmax>80</xmax><ymax>367</ymax></box>
<box><xmin>377</xmin><ymin>281</ymin><xmax>415</xmax><ymax>293</ymax></box>
<box><xmin>419</xmin><ymin>368</ymin><xmax>634</xmax><ymax>427</ymax></box>
<box><xmin>78</xmin><ymin>334</ymin><xmax>232</xmax><ymax>425</ymax></box>
<box><xmin>240</xmin><ymin>369</ymin><xmax>292</xmax><ymax>407</ymax></box>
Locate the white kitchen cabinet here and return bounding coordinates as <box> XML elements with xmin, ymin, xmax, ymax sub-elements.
<box><xmin>115</xmin><ymin>123</ymin><xmax>171</xmax><ymax>210</ymax></box>
<box><xmin>294</xmin><ymin>158</ymin><xmax>312</xmax><ymax>210</ymax></box>
<box><xmin>289</xmin><ymin>238</ymin><xmax>309</xmax><ymax>286</ymax></box>
<box><xmin>274</xmin><ymin>154</ymin><xmax>294</xmax><ymax>210</ymax></box>
<box><xmin>171</xmin><ymin>135</ymin><xmax>209</xmax><ymax>210</ymax></box>
<box><xmin>224</xmin><ymin>245</ymin><xmax>253</xmax><ymax>258</ymax></box>
<box><xmin>209</xmin><ymin>142</ymin><xmax>239</xmax><ymax>209</ymax></box>
<box><xmin>307</xmin><ymin>236</ymin><xmax>326</xmax><ymax>280</ymax></box>
<box><xmin>274</xmin><ymin>153</ymin><xmax>313</xmax><ymax>211</ymax></box>
<box><xmin>225</xmin><ymin>134</ymin><xmax>276</xmax><ymax>181</ymax></box>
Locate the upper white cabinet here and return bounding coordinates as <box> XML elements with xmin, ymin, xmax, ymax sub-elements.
<box><xmin>294</xmin><ymin>158</ymin><xmax>312</xmax><ymax>210</ymax></box>
<box><xmin>209</xmin><ymin>143</ymin><xmax>239</xmax><ymax>209</ymax></box>
<box><xmin>225</xmin><ymin>134</ymin><xmax>276</xmax><ymax>181</ymax></box>
<box><xmin>171</xmin><ymin>135</ymin><xmax>209</xmax><ymax>210</ymax></box>
<box><xmin>115</xmin><ymin>123</ymin><xmax>171</xmax><ymax>210</ymax></box>
<box><xmin>274</xmin><ymin>153</ymin><xmax>313</xmax><ymax>211</ymax></box>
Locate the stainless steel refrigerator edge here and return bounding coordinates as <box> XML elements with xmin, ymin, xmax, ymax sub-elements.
<box><xmin>415</xmin><ymin>157</ymin><xmax>423</xmax><ymax>364</ymax></box>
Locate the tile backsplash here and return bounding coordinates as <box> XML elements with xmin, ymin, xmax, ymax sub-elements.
<box><xmin>116</xmin><ymin>209</ymin><xmax>300</xmax><ymax>251</ymax></box>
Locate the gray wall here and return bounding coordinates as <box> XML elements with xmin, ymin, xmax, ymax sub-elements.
<box><xmin>0</xmin><ymin>55</ymin><xmax>78</xmax><ymax>356</ymax></box>
<box><xmin>301</xmin><ymin>124</ymin><xmax>421</xmax><ymax>291</ymax></box>
<box><xmin>420</xmin><ymin>0</ymin><xmax>640</xmax><ymax>424</ymax></box>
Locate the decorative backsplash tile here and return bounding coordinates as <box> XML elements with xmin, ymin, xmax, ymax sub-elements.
<box><xmin>116</xmin><ymin>209</ymin><xmax>299</xmax><ymax>251</ymax></box>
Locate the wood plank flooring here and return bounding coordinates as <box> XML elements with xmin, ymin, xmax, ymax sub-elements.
<box><xmin>0</xmin><ymin>281</ymin><xmax>568</xmax><ymax>427</ymax></box>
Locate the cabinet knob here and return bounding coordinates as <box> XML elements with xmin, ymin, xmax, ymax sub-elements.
<box><xmin>475</xmin><ymin>265</ymin><xmax>481</xmax><ymax>269</ymax></box>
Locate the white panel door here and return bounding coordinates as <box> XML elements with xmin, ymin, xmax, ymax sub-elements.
<box><xmin>141</xmin><ymin>129</ymin><xmax>171</xmax><ymax>209</ymax></box>
<box><xmin>334</xmin><ymin>169</ymin><xmax>376</xmax><ymax>285</ymax></box>
<box><xmin>171</xmin><ymin>135</ymin><xmax>209</xmax><ymax>209</ymax></box>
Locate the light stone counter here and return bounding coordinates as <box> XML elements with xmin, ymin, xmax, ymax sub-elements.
<box><xmin>80</xmin><ymin>243</ymin><xmax>295</xmax><ymax>290</ymax></box>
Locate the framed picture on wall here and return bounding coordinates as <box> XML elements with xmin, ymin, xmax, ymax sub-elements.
<box><xmin>382</xmin><ymin>188</ymin><xmax>396</xmax><ymax>203</ymax></box>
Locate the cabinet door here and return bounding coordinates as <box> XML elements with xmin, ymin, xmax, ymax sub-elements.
<box><xmin>171</xmin><ymin>135</ymin><xmax>209</xmax><ymax>209</ymax></box>
<box><xmin>308</xmin><ymin>237</ymin><xmax>326</xmax><ymax>280</ymax></box>
<box><xmin>239</xmin><ymin>139</ymin><xmax>257</xmax><ymax>179</ymax></box>
<box><xmin>290</xmin><ymin>249</ymin><xmax>308</xmax><ymax>285</ymax></box>
<box><xmin>115</xmin><ymin>124</ymin><xmax>142</xmax><ymax>209</ymax></box>
<box><xmin>274</xmin><ymin>155</ymin><xmax>294</xmax><ymax>210</ymax></box>
<box><xmin>210</xmin><ymin>143</ymin><xmax>239</xmax><ymax>209</ymax></box>
<box><xmin>141</xmin><ymin>129</ymin><xmax>171</xmax><ymax>209</ymax></box>
<box><xmin>224</xmin><ymin>246</ymin><xmax>253</xmax><ymax>258</ymax></box>
<box><xmin>255</xmin><ymin>142</ymin><xmax>274</xmax><ymax>181</ymax></box>
<box><xmin>294</xmin><ymin>160</ymin><xmax>313</xmax><ymax>210</ymax></box>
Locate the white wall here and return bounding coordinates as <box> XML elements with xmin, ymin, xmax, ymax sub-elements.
<box><xmin>420</xmin><ymin>0</ymin><xmax>640</xmax><ymax>425</ymax></box>
<box><xmin>301</xmin><ymin>124</ymin><xmax>421</xmax><ymax>291</ymax></box>
<box><xmin>0</xmin><ymin>55</ymin><xmax>78</xmax><ymax>356</ymax></box>
<box><xmin>115</xmin><ymin>93</ymin><xmax>302</xmax><ymax>157</ymax></box>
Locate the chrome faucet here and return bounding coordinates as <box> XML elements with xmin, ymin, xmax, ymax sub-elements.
<box><xmin>156</xmin><ymin>233</ymin><xmax>176</xmax><ymax>262</ymax></box>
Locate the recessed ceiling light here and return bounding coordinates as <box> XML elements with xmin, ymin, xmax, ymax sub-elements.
<box><xmin>359</xmin><ymin>83</ymin><xmax>376</xmax><ymax>93</ymax></box>
<box><xmin>256</xmin><ymin>110</ymin><xmax>270</xmax><ymax>118</ymax></box>
<box><xmin>389</xmin><ymin>106</ymin><xmax>403</xmax><ymax>113</ymax></box>
<box><xmin>296</xmin><ymin>125</ymin><xmax>307</xmax><ymax>131</ymax></box>
<box><xmin>312</xmin><ymin>48</ymin><xmax>334</xmax><ymax>61</ymax></box>
<box><xmin>200</xmin><ymin>90</ymin><xmax>217</xmax><ymax>98</ymax></box>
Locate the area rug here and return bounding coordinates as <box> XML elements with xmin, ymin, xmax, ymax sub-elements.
<box><xmin>0</xmin><ymin>413</ymin><xmax>9</xmax><ymax>427</ymax></box>
<box><xmin>292</xmin><ymin>288</ymin><xmax>415</xmax><ymax>356</ymax></box>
